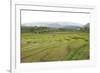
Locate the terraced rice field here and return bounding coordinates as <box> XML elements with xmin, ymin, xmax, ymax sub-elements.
<box><xmin>21</xmin><ymin>32</ymin><xmax>89</xmax><ymax>63</ymax></box>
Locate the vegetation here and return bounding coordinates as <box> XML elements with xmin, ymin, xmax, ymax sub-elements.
<box><xmin>21</xmin><ymin>24</ymin><xmax>89</xmax><ymax>63</ymax></box>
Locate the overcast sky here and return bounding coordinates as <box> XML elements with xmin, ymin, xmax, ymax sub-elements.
<box><xmin>21</xmin><ymin>10</ymin><xmax>90</xmax><ymax>25</ymax></box>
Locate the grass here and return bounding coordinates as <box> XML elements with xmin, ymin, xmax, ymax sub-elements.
<box><xmin>21</xmin><ymin>31</ymin><xmax>89</xmax><ymax>63</ymax></box>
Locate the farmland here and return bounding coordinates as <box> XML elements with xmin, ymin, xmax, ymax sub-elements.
<box><xmin>21</xmin><ymin>30</ymin><xmax>89</xmax><ymax>63</ymax></box>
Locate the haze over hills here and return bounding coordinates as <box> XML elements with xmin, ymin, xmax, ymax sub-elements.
<box><xmin>21</xmin><ymin>22</ymin><xmax>84</xmax><ymax>28</ymax></box>
<box><xmin>21</xmin><ymin>22</ymin><xmax>90</xmax><ymax>33</ymax></box>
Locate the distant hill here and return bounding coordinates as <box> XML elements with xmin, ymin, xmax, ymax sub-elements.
<box><xmin>21</xmin><ymin>22</ymin><xmax>83</xmax><ymax>29</ymax></box>
<box><xmin>21</xmin><ymin>22</ymin><xmax>90</xmax><ymax>33</ymax></box>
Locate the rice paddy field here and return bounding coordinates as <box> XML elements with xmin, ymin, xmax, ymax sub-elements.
<box><xmin>21</xmin><ymin>31</ymin><xmax>89</xmax><ymax>63</ymax></box>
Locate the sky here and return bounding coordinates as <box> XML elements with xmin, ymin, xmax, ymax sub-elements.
<box><xmin>21</xmin><ymin>10</ymin><xmax>91</xmax><ymax>25</ymax></box>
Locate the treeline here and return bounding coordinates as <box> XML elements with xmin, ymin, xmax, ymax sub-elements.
<box><xmin>21</xmin><ymin>26</ymin><xmax>51</xmax><ymax>33</ymax></box>
<box><xmin>80</xmin><ymin>23</ymin><xmax>89</xmax><ymax>32</ymax></box>
<box><xmin>21</xmin><ymin>25</ymin><xmax>89</xmax><ymax>33</ymax></box>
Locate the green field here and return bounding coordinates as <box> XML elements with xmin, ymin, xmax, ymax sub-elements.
<box><xmin>21</xmin><ymin>31</ymin><xmax>89</xmax><ymax>63</ymax></box>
